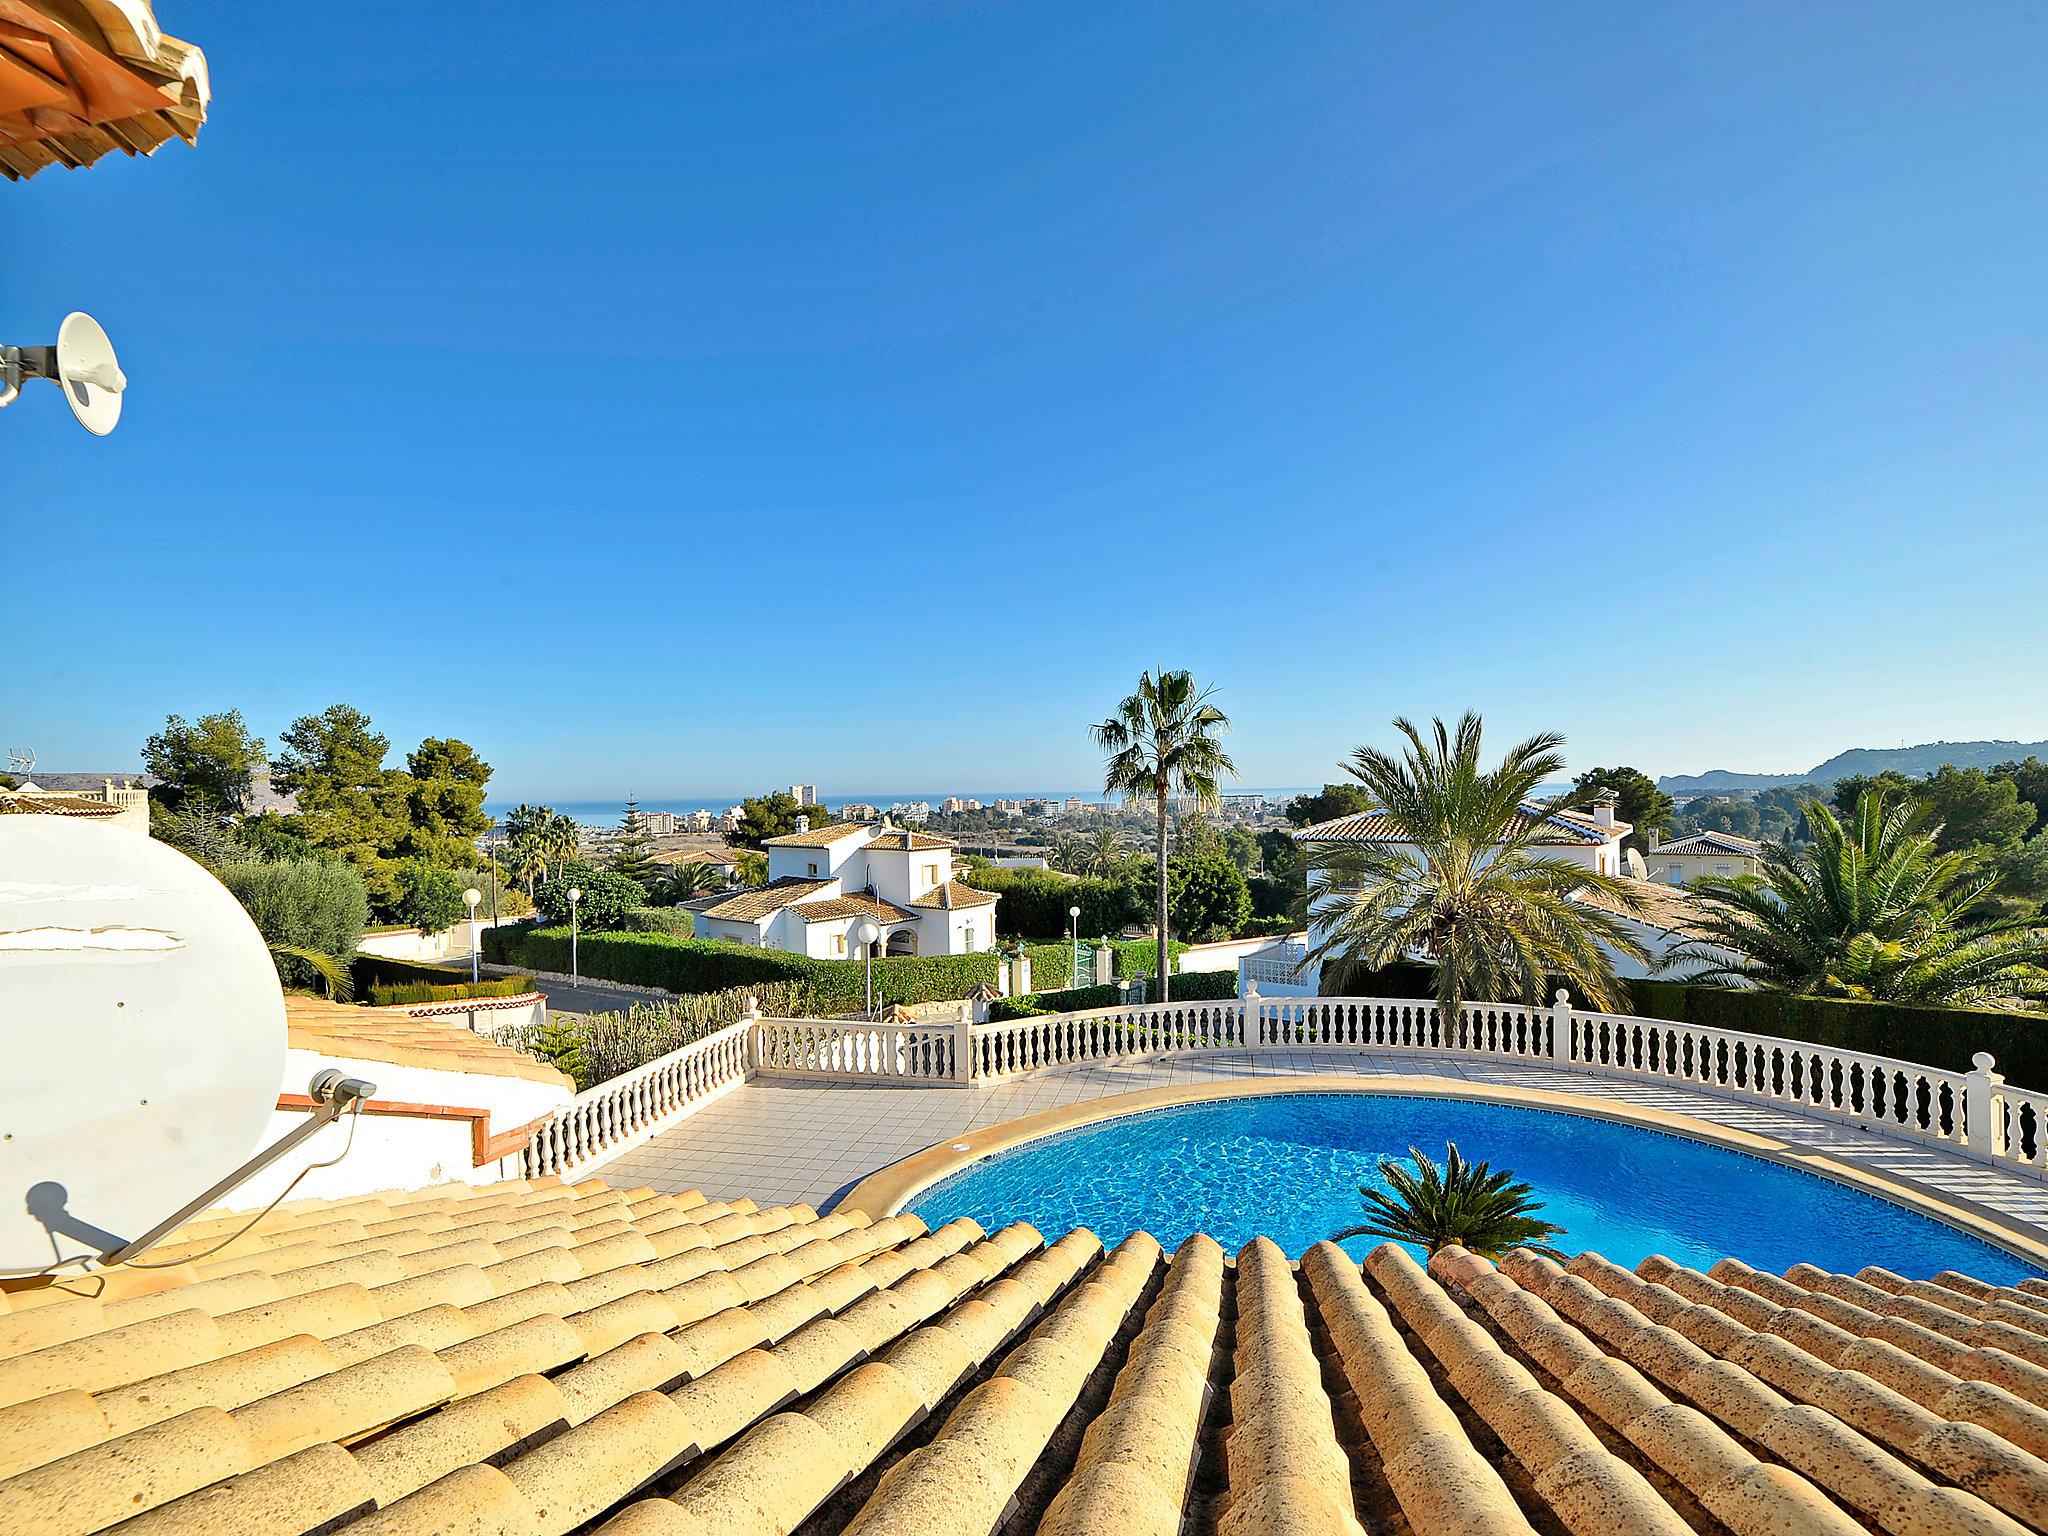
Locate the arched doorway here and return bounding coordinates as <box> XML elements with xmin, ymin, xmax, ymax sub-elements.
<box><xmin>885</xmin><ymin>928</ymin><xmax>918</xmax><ymax>957</ymax></box>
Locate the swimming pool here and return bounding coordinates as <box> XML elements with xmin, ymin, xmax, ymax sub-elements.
<box><xmin>907</xmin><ymin>1091</ymin><xmax>2041</xmax><ymax>1283</ymax></box>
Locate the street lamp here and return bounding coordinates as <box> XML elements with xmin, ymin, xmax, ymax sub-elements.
<box><xmin>568</xmin><ymin>887</ymin><xmax>582</xmax><ymax>985</ymax></box>
<box><xmin>464</xmin><ymin>887</ymin><xmax>482</xmax><ymax>983</ymax></box>
<box><xmin>485</xmin><ymin>820</ymin><xmax>500</xmax><ymax>924</ymax></box>
<box><xmin>854</xmin><ymin>919</ymin><xmax>881</xmax><ymax>1018</ymax></box>
<box><xmin>1069</xmin><ymin>904</ymin><xmax>1082</xmax><ymax>988</ymax></box>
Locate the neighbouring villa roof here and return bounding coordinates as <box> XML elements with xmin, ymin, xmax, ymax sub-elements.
<box><xmin>759</xmin><ymin>823</ymin><xmax>870</xmax><ymax>849</ymax></box>
<box><xmin>1295</xmin><ymin>800</ymin><xmax>1629</xmax><ymax>848</ymax></box>
<box><xmin>862</xmin><ymin>829</ymin><xmax>952</xmax><ymax>851</ymax></box>
<box><xmin>0</xmin><ymin>0</ymin><xmax>209</xmax><ymax>180</ymax></box>
<box><xmin>1574</xmin><ymin>874</ymin><xmax>1714</xmax><ymax>939</ymax></box>
<box><xmin>908</xmin><ymin>878</ymin><xmax>998</xmax><ymax>910</ymax></box>
<box><xmin>792</xmin><ymin>892</ymin><xmax>917</xmax><ymax>925</ymax></box>
<box><xmin>1654</xmin><ymin>829</ymin><xmax>1764</xmax><ymax>857</ymax></box>
<box><xmin>2</xmin><ymin>1173</ymin><xmax>2041</xmax><ymax>1535</ymax></box>
<box><xmin>0</xmin><ymin>790</ymin><xmax>122</xmax><ymax>818</ymax></box>
<box><xmin>688</xmin><ymin>877</ymin><xmax>835</xmax><ymax>922</ymax></box>
<box><xmin>283</xmin><ymin>997</ymin><xmax>572</xmax><ymax>1090</ymax></box>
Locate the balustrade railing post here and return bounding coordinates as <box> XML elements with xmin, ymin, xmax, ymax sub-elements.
<box><xmin>741</xmin><ymin>993</ymin><xmax>762</xmax><ymax>1071</ymax></box>
<box><xmin>1241</xmin><ymin>982</ymin><xmax>1259</xmax><ymax>1048</ymax></box>
<box><xmin>954</xmin><ymin>1001</ymin><xmax>975</xmax><ymax>1084</ymax></box>
<box><xmin>1966</xmin><ymin>1051</ymin><xmax>2005</xmax><ymax>1158</ymax></box>
<box><xmin>1550</xmin><ymin>988</ymin><xmax>1569</xmax><ymax>1061</ymax></box>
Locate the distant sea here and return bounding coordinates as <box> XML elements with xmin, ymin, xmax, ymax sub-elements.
<box><xmin>483</xmin><ymin>789</ymin><xmax>1317</xmax><ymax>828</ymax></box>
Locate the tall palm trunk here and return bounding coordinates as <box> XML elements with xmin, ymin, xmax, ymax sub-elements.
<box><xmin>1155</xmin><ymin>786</ymin><xmax>1170</xmax><ymax>1003</ymax></box>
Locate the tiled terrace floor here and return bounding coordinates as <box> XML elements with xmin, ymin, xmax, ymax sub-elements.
<box><xmin>592</xmin><ymin>1050</ymin><xmax>2048</xmax><ymax>1239</ymax></box>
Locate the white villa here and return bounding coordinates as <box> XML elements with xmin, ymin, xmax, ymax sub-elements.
<box><xmin>1645</xmin><ymin>828</ymin><xmax>1765</xmax><ymax>887</ymax></box>
<box><xmin>1245</xmin><ymin>787</ymin><xmax>1728</xmax><ymax>994</ymax></box>
<box><xmin>686</xmin><ymin>820</ymin><xmax>998</xmax><ymax>958</ymax></box>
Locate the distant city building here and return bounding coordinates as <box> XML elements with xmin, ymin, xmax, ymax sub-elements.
<box><xmin>721</xmin><ymin>805</ymin><xmax>744</xmax><ymax>832</ymax></box>
<box><xmin>639</xmin><ymin>810</ymin><xmax>681</xmax><ymax>837</ymax></box>
<box><xmin>683</xmin><ymin>809</ymin><xmax>716</xmax><ymax>833</ymax></box>
<box><xmin>686</xmin><ymin>821</ymin><xmax>996</xmax><ymax>959</ymax></box>
<box><xmin>1219</xmin><ymin>794</ymin><xmax>1267</xmax><ymax>816</ymax></box>
<box><xmin>940</xmin><ymin>797</ymin><xmax>983</xmax><ymax>814</ymax></box>
<box><xmin>839</xmin><ymin>802</ymin><xmax>880</xmax><ymax>821</ymax></box>
<box><xmin>994</xmin><ymin>799</ymin><xmax>1025</xmax><ymax>815</ymax></box>
<box><xmin>890</xmin><ymin>801</ymin><xmax>932</xmax><ymax>823</ymax></box>
<box><xmin>789</xmin><ymin>784</ymin><xmax>818</xmax><ymax>807</ymax></box>
<box><xmin>1063</xmin><ymin>796</ymin><xmax>1087</xmax><ymax>815</ymax></box>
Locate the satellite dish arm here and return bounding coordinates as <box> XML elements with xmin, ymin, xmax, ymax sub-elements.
<box><xmin>96</xmin><ymin>1067</ymin><xmax>377</xmax><ymax>1268</ymax></box>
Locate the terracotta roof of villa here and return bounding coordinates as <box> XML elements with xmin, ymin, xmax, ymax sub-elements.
<box><xmin>282</xmin><ymin>998</ymin><xmax>572</xmax><ymax>1091</ymax></box>
<box><xmin>792</xmin><ymin>893</ymin><xmax>918</xmax><ymax>925</ymax></box>
<box><xmin>863</xmin><ymin>830</ymin><xmax>952</xmax><ymax>851</ymax></box>
<box><xmin>0</xmin><ymin>791</ymin><xmax>123</xmax><ymax>818</ymax></box>
<box><xmin>688</xmin><ymin>878</ymin><xmax>835</xmax><ymax>922</ymax></box>
<box><xmin>1296</xmin><ymin>800</ymin><xmax>1629</xmax><ymax>847</ymax></box>
<box><xmin>908</xmin><ymin>879</ymin><xmax>998</xmax><ymax>910</ymax></box>
<box><xmin>1573</xmin><ymin>874</ymin><xmax>1714</xmax><ymax>939</ymax></box>
<box><xmin>4</xmin><ymin>1174</ymin><xmax>2045</xmax><ymax>1536</ymax></box>
<box><xmin>1654</xmin><ymin>830</ymin><xmax>1764</xmax><ymax>857</ymax></box>
<box><xmin>0</xmin><ymin>1</ymin><xmax>209</xmax><ymax>180</ymax></box>
<box><xmin>759</xmin><ymin>823</ymin><xmax>869</xmax><ymax>848</ymax></box>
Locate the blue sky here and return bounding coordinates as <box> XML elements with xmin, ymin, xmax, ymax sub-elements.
<box><xmin>5</xmin><ymin>3</ymin><xmax>2045</xmax><ymax>801</ymax></box>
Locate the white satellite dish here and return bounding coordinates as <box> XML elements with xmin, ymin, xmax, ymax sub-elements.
<box><xmin>0</xmin><ymin>817</ymin><xmax>287</xmax><ymax>1272</ymax></box>
<box><xmin>0</xmin><ymin>310</ymin><xmax>126</xmax><ymax>435</ymax></box>
<box><xmin>56</xmin><ymin>311</ymin><xmax>125</xmax><ymax>436</ymax></box>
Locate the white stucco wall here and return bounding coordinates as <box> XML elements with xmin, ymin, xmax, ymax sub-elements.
<box><xmin>694</xmin><ymin>915</ymin><xmax>767</xmax><ymax>946</ymax></box>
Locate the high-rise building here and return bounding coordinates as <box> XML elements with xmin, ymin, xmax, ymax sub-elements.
<box><xmin>789</xmin><ymin>784</ymin><xmax>819</xmax><ymax>807</ymax></box>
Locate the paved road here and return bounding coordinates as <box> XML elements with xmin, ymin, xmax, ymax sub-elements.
<box><xmin>454</xmin><ymin>960</ymin><xmax>656</xmax><ymax>1018</ymax></box>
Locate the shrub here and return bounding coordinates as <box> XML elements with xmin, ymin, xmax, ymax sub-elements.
<box><xmin>496</xmin><ymin>981</ymin><xmax>828</xmax><ymax>1086</ymax></box>
<box><xmin>535</xmin><ymin>862</ymin><xmax>645</xmax><ymax>931</ymax></box>
<box><xmin>220</xmin><ymin>858</ymin><xmax>369</xmax><ymax>991</ymax></box>
<box><xmin>621</xmin><ymin>906</ymin><xmax>697</xmax><ymax>937</ymax></box>
<box><xmin>365</xmin><ymin>975</ymin><xmax>538</xmax><ymax>1007</ymax></box>
<box><xmin>392</xmin><ymin>858</ymin><xmax>468</xmax><ymax>934</ymax></box>
<box><xmin>1168</xmin><ymin>851</ymin><xmax>1252</xmax><ymax>941</ymax></box>
<box><xmin>959</xmin><ymin>867</ymin><xmax>1136</xmax><ymax>940</ymax></box>
<box><xmin>1150</xmin><ymin>968</ymin><xmax>1238</xmax><ymax>1003</ymax></box>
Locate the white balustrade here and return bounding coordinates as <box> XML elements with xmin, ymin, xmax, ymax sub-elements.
<box><xmin>521</xmin><ymin>1014</ymin><xmax>755</xmax><ymax>1179</ymax></box>
<box><xmin>519</xmin><ymin>987</ymin><xmax>2036</xmax><ymax>1180</ymax></box>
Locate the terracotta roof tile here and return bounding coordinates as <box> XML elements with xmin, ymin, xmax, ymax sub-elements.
<box><xmin>759</xmin><ymin>824</ymin><xmax>870</xmax><ymax>848</ymax></box>
<box><xmin>283</xmin><ymin>998</ymin><xmax>570</xmax><ymax>1090</ymax></box>
<box><xmin>3</xmin><ymin>1172</ymin><xmax>2044</xmax><ymax>1535</ymax></box>
<box><xmin>1654</xmin><ymin>830</ymin><xmax>1764</xmax><ymax>857</ymax></box>
<box><xmin>908</xmin><ymin>879</ymin><xmax>998</xmax><ymax>910</ymax></box>
<box><xmin>792</xmin><ymin>893</ymin><xmax>917</xmax><ymax>924</ymax></box>
<box><xmin>0</xmin><ymin>2</ymin><xmax>209</xmax><ymax>183</ymax></box>
<box><xmin>688</xmin><ymin>878</ymin><xmax>835</xmax><ymax>922</ymax></box>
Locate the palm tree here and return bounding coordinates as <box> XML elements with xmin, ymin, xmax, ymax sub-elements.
<box><xmin>1669</xmin><ymin>790</ymin><xmax>2048</xmax><ymax>1007</ymax></box>
<box><xmin>268</xmin><ymin>943</ymin><xmax>353</xmax><ymax>1001</ymax></box>
<box><xmin>1305</xmin><ymin>714</ymin><xmax>1650</xmax><ymax>1015</ymax></box>
<box><xmin>545</xmin><ymin>811</ymin><xmax>581</xmax><ymax>881</ymax></box>
<box><xmin>665</xmin><ymin>857</ymin><xmax>727</xmax><ymax>902</ymax></box>
<box><xmin>1335</xmin><ymin>1143</ymin><xmax>1565</xmax><ymax>1261</ymax></box>
<box><xmin>1094</xmin><ymin>670</ymin><xmax>1235</xmax><ymax>1003</ymax></box>
<box><xmin>1083</xmin><ymin>826</ymin><xmax>1126</xmax><ymax>877</ymax></box>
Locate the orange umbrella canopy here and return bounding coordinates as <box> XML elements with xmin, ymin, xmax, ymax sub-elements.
<box><xmin>0</xmin><ymin>0</ymin><xmax>207</xmax><ymax>180</ymax></box>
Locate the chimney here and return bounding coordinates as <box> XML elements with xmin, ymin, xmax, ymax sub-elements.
<box><xmin>1590</xmin><ymin>787</ymin><xmax>1620</xmax><ymax>829</ymax></box>
<box><xmin>794</xmin><ymin>814</ymin><xmax>809</xmax><ymax>834</ymax></box>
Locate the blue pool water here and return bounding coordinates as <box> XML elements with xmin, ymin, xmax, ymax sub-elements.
<box><xmin>908</xmin><ymin>1092</ymin><xmax>2040</xmax><ymax>1283</ymax></box>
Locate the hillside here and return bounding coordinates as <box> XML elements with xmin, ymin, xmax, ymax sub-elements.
<box><xmin>1660</xmin><ymin>739</ymin><xmax>2048</xmax><ymax>797</ymax></box>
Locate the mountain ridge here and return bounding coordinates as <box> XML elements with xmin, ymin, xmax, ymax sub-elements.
<box><xmin>1658</xmin><ymin>739</ymin><xmax>2048</xmax><ymax>797</ymax></box>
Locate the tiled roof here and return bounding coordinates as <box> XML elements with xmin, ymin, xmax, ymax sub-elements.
<box><xmin>1573</xmin><ymin>874</ymin><xmax>1712</xmax><ymax>938</ymax></box>
<box><xmin>3</xmin><ymin>1174</ymin><xmax>2043</xmax><ymax>1536</ymax></box>
<box><xmin>792</xmin><ymin>894</ymin><xmax>917</xmax><ymax>925</ymax></box>
<box><xmin>0</xmin><ymin>1</ymin><xmax>209</xmax><ymax>181</ymax></box>
<box><xmin>908</xmin><ymin>879</ymin><xmax>998</xmax><ymax>910</ymax></box>
<box><xmin>759</xmin><ymin>824</ymin><xmax>868</xmax><ymax>848</ymax></box>
<box><xmin>688</xmin><ymin>878</ymin><xmax>835</xmax><ymax>922</ymax></box>
<box><xmin>0</xmin><ymin>791</ymin><xmax>123</xmax><ymax>818</ymax></box>
<box><xmin>1296</xmin><ymin>800</ymin><xmax>1629</xmax><ymax>847</ymax></box>
<box><xmin>862</xmin><ymin>830</ymin><xmax>952</xmax><ymax>851</ymax></box>
<box><xmin>1655</xmin><ymin>830</ymin><xmax>1764</xmax><ymax>857</ymax></box>
<box><xmin>283</xmin><ymin>998</ymin><xmax>572</xmax><ymax>1090</ymax></box>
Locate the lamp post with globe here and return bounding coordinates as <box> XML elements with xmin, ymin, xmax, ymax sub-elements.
<box><xmin>854</xmin><ymin>919</ymin><xmax>881</xmax><ymax>1018</ymax></box>
<box><xmin>568</xmin><ymin>887</ymin><xmax>582</xmax><ymax>985</ymax></box>
<box><xmin>1068</xmin><ymin>904</ymin><xmax>1082</xmax><ymax>989</ymax></box>
<box><xmin>464</xmin><ymin>887</ymin><xmax>482</xmax><ymax>983</ymax></box>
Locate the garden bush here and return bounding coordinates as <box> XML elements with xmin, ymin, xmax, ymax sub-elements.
<box><xmin>366</xmin><ymin>975</ymin><xmax>538</xmax><ymax>1007</ymax></box>
<box><xmin>1150</xmin><ymin>968</ymin><xmax>1239</xmax><ymax>1003</ymax></box>
<box><xmin>496</xmin><ymin>980</ymin><xmax>829</xmax><ymax>1086</ymax></box>
<box><xmin>534</xmin><ymin>863</ymin><xmax>645</xmax><ymax>931</ymax></box>
<box><xmin>221</xmin><ymin>857</ymin><xmax>368</xmax><ymax>991</ymax></box>
<box><xmin>959</xmin><ymin>867</ymin><xmax>1136</xmax><ymax>940</ymax></box>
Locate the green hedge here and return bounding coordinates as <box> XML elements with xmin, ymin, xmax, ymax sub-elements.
<box><xmin>959</xmin><ymin>868</ymin><xmax>1136</xmax><ymax>940</ymax></box>
<box><xmin>1621</xmin><ymin>982</ymin><xmax>2048</xmax><ymax>1093</ymax></box>
<box><xmin>351</xmin><ymin>954</ymin><xmax>483</xmax><ymax>992</ymax></box>
<box><xmin>482</xmin><ymin>922</ymin><xmax>1088</xmax><ymax>1010</ymax></box>
<box><xmin>367</xmin><ymin>975</ymin><xmax>538</xmax><ymax>1007</ymax></box>
<box><xmin>987</xmin><ymin>966</ymin><xmax>1241</xmax><ymax>1021</ymax></box>
<box><xmin>1152</xmin><ymin>969</ymin><xmax>1239</xmax><ymax>1003</ymax></box>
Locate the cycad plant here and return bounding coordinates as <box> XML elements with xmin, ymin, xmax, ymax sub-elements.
<box><xmin>1669</xmin><ymin>791</ymin><xmax>2048</xmax><ymax>1007</ymax></box>
<box><xmin>1093</xmin><ymin>670</ymin><xmax>1235</xmax><ymax>1003</ymax></box>
<box><xmin>1334</xmin><ymin>1142</ymin><xmax>1566</xmax><ymax>1260</ymax></box>
<box><xmin>1305</xmin><ymin>715</ymin><xmax>1649</xmax><ymax>1015</ymax></box>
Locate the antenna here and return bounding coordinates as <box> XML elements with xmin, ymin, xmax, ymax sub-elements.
<box><xmin>0</xmin><ymin>312</ymin><xmax>127</xmax><ymax>435</ymax></box>
<box><xmin>6</xmin><ymin>747</ymin><xmax>32</xmax><ymax>779</ymax></box>
<box><xmin>1</xmin><ymin>817</ymin><xmax>373</xmax><ymax>1277</ymax></box>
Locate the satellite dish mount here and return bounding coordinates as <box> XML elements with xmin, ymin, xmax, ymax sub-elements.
<box><xmin>0</xmin><ymin>312</ymin><xmax>127</xmax><ymax>435</ymax></box>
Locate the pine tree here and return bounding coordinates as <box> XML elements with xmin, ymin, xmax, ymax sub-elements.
<box><xmin>609</xmin><ymin>794</ymin><xmax>661</xmax><ymax>891</ymax></box>
<box><xmin>526</xmin><ymin>1014</ymin><xmax>587</xmax><ymax>1089</ymax></box>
